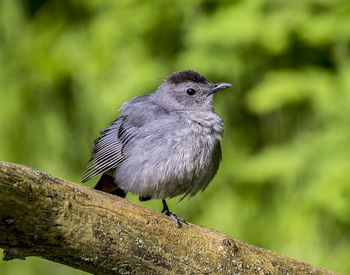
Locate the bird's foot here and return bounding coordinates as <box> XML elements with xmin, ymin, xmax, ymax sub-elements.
<box><xmin>161</xmin><ymin>199</ymin><xmax>186</xmax><ymax>228</ymax></box>
<box><xmin>162</xmin><ymin>209</ymin><xmax>186</xmax><ymax>228</ymax></box>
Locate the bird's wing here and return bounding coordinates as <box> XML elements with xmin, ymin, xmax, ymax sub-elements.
<box><xmin>82</xmin><ymin>94</ymin><xmax>169</xmax><ymax>183</ymax></box>
<box><xmin>81</xmin><ymin>115</ymin><xmax>138</xmax><ymax>182</ymax></box>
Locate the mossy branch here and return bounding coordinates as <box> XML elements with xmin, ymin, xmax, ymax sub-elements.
<box><xmin>0</xmin><ymin>161</ymin><xmax>336</xmax><ymax>274</ymax></box>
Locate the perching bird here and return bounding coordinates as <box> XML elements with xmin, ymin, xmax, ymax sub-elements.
<box><xmin>82</xmin><ymin>70</ymin><xmax>231</xmax><ymax>227</ymax></box>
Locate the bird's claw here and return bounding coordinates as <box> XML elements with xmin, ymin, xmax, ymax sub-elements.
<box><xmin>162</xmin><ymin>209</ymin><xmax>186</xmax><ymax>228</ymax></box>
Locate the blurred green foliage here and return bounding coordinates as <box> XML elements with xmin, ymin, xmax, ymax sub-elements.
<box><xmin>1</xmin><ymin>0</ymin><xmax>349</xmax><ymax>274</ymax></box>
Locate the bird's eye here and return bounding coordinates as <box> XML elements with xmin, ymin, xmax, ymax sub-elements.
<box><xmin>186</xmin><ymin>88</ymin><xmax>196</xmax><ymax>96</ymax></box>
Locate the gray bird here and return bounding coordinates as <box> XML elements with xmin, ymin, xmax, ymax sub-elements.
<box><xmin>82</xmin><ymin>70</ymin><xmax>231</xmax><ymax>227</ymax></box>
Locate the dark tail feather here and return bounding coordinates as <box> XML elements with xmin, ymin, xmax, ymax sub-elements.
<box><xmin>94</xmin><ymin>173</ymin><xmax>127</xmax><ymax>198</ymax></box>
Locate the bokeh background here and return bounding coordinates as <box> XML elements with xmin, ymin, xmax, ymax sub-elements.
<box><xmin>1</xmin><ymin>0</ymin><xmax>350</xmax><ymax>274</ymax></box>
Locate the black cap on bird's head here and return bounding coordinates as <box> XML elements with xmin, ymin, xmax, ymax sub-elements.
<box><xmin>156</xmin><ymin>70</ymin><xmax>232</xmax><ymax>111</ymax></box>
<box><xmin>167</xmin><ymin>70</ymin><xmax>211</xmax><ymax>86</ymax></box>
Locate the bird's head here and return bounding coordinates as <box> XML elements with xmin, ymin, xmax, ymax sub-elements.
<box><xmin>155</xmin><ymin>70</ymin><xmax>231</xmax><ymax>111</ymax></box>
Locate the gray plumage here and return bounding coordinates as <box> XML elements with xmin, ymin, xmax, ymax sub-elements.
<box><xmin>82</xmin><ymin>70</ymin><xmax>231</xmax><ymax>202</ymax></box>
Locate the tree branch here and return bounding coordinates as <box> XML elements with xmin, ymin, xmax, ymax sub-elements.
<box><xmin>0</xmin><ymin>161</ymin><xmax>336</xmax><ymax>274</ymax></box>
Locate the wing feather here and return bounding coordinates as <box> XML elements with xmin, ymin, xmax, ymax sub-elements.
<box><xmin>82</xmin><ymin>116</ymin><xmax>136</xmax><ymax>182</ymax></box>
<box><xmin>82</xmin><ymin>94</ymin><xmax>155</xmax><ymax>183</ymax></box>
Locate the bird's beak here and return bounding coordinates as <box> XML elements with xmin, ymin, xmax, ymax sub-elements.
<box><xmin>207</xmin><ymin>82</ymin><xmax>232</xmax><ymax>96</ymax></box>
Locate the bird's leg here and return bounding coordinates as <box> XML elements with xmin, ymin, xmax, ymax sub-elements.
<box><xmin>161</xmin><ymin>199</ymin><xmax>186</xmax><ymax>228</ymax></box>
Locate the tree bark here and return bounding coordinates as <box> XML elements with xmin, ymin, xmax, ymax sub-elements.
<box><xmin>0</xmin><ymin>161</ymin><xmax>336</xmax><ymax>275</ymax></box>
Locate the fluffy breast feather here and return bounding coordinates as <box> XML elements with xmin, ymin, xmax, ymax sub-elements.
<box><xmin>115</xmin><ymin>111</ymin><xmax>223</xmax><ymax>199</ymax></box>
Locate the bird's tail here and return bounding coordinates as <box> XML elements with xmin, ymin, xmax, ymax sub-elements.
<box><xmin>94</xmin><ymin>173</ymin><xmax>126</xmax><ymax>198</ymax></box>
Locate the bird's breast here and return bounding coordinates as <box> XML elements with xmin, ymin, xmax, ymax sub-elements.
<box><xmin>171</xmin><ymin>112</ymin><xmax>222</xmax><ymax>175</ymax></box>
<box><xmin>115</xmin><ymin>112</ymin><xmax>223</xmax><ymax>199</ymax></box>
